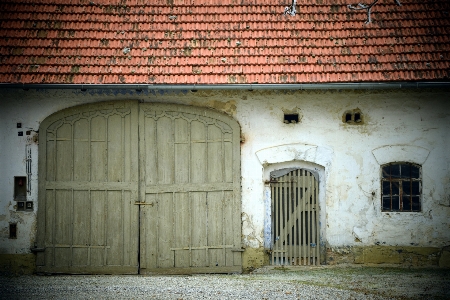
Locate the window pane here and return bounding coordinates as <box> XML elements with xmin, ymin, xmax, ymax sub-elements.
<box><xmin>412</xmin><ymin>197</ymin><xmax>421</xmax><ymax>211</ymax></box>
<box><xmin>411</xmin><ymin>165</ymin><xmax>420</xmax><ymax>179</ymax></box>
<box><xmin>391</xmin><ymin>164</ymin><xmax>400</xmax><ymax>178</ymax></box>
<box><xmin>402</xmin><ymin>181</ymin><xmax>411</xmax><ymax>195</ymax></box>
<box><xmin>412</xmin><ymin>181</ymin><xmax>420</xmax><ymax>195</ymax></box>
<box><xmin>382</xmin><ymin>165</ymin><xmax>390</xmax><ymax>178</ymax></box>
<box><xmin>402</xmin><ymin>195</ymin><xmax>411</xmax><ymax>211</ymax></box>
<box><xmin>392</xmin><ymin>196</ymin><xmax>399</xmax><ymax>211</ymax></box>
<box><xmin>401</xmin><ymin>164</ymin><xmax>411</xmax><ymax>177</ymax></box>
<box><xmin>382</xmin><ymin>196</ymin><xmax>391</xmax><ymax>211</ymax></box>
<box><xmin>382</xmin><ymin>181</ymin><xmax>390</xmax><ymax>195</ymax></box>
<box><xmin>392</xmin><ymin>182</ymin><xmax>399</xmax><ymax>195</ymax></box>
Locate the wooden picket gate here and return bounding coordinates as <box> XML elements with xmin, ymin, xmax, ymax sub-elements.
<box><xmin>270</xmin><ymin>169</ymin><xmax>320</xmax><ymax>266</ymax></box>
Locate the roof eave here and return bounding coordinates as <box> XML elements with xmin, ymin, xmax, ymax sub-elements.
<box><xmin>1</xmin><ymin>82</ymin><xmax>450</xmax><ymax>91</ymax></box>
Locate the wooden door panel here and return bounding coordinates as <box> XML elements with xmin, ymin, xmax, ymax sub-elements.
<box><xmin>139</xmin><ymin>104</ymin><xmax>241</xmax><ymax>274</ymax></box>
<box><xmin>37</xmin><ymin>101</ymin><xmax>139</xmax><ymax>274</ymax></box>
<box><xmin>207</xmin><ymin>191</ymin><xmax>225</xmax><ymax>267</ymax></box>
<box><xmin>173</xmin><ymin>192</ymin><xmax>190</xmax><ymax>268</ymax></box>
<box><xmin>157</xmin><ymin>193</ymin><xmax>175</xmax><ymax>268</ymax></box>
<box><xmin>190</xmin><ymin>192</ymin><xmax>208</xmax><ymax>267</ymax></box>
<box><xmin>73</xmin><ymin>118</ymin><xmax>89</xmax><ymax>181</ymax></box>
<box><xmin>190</xmin><ymin>120</ymin><xmax>207</xmax><ymax>184</ymax></box>
<box><xmin>71</xmin><ymin>190</ymin><xmax>90</xmax><ymax>267</ymax></box>
<box><xmin>139</xmin><ymin>193</ymin><xmax>157</xmax><ymax>269</ymax></box>
<box><xmin>156</xmin><ymin>116</ymin><xmax>175</xmax><ymax>185</ymax></box>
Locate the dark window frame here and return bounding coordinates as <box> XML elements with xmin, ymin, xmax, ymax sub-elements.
<box><xmin>381</xmin><ymin>162</ymin><xmax>422</xmax><ymax>212</ymax></box>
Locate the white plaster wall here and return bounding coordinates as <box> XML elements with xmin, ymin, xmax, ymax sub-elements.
<box><xmin>235</xmin><ymin>90</ymin><xmax>450</xmax><ymax>249</ymax></box>
<box><xmin>0</xmin><ymin>88</ymin><xmax>449</xmax><ymax>255</ymax></box>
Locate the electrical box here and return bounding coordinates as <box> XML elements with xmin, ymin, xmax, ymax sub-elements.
<box><xmin>14</xmin><ymin>176</ymin><xmax>32</xmax><ymax>211</ymax></box>
<box><xmin>14</xmin><ymin>176</ymin><xmax>26</xmax><ymax>201</ymax></box>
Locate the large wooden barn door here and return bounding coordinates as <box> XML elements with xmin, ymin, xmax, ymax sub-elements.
<box><xmin>138</xmin><ymin>104</ymin><xmax>241</xmax><ymax>274</ymax></box>
<box><xmin>36</xmin><ymin>101</ymin><xmax>139</xmax><ymax>274</ymax></box>
<box><xmin>37</xmin><ymin>101</ymin><xmax>241</xmax><ymax>274</ymax></box>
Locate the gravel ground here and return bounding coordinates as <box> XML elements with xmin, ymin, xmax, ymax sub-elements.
<box><xmin>1</xmin><ymin>266</ymin><xmax>449</xmax><ymax>300</ymax></box>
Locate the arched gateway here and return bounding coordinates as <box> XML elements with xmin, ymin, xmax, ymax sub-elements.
<box><xmin>36</xmin><ymin>101</ymin><xmax>242</xmax><ymax>274</ymax></box>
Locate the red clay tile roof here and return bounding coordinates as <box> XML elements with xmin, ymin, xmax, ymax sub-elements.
<box><xmin>0</xmin><ymin>0</ymin><xmax>449</xmax><ymax>84</ymax></box>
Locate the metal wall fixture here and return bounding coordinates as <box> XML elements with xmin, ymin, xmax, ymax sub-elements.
<box><xmin>26</xmin><ymin>144</ymin><xmax>32</xmax><ymax>195</ymax></box>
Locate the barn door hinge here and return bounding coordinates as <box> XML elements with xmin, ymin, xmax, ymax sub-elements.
<box><xmin>30</xmin><ymin>247</ymin><xmax>45</xmax><ymax>253</ymax></box>
<box><xmin>231</xmin><ymin>248</ymin><xmax>245</xmax><ymax>252</ymax></box>
<box><xmin>134</xmin><ymin>202</ymin><xmax>154</xmax><ymax>206</ymax></box>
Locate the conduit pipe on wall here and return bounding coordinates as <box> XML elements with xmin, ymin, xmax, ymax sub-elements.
<box><xmin>0</xmin><ymin>82</ymin><xmax>450</xmax><ymax>91</ymax></box>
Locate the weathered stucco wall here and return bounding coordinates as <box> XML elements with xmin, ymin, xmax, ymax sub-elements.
<box><xmin>1</xmin><ymin>88</ymin><xmax>449</xmax><ymax>273</ymax></box>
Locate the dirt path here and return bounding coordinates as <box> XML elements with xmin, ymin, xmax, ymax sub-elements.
<box><xmin>1</xmin><ymin>266</ymin><xmax>449</xmax><ymax>299</ymax></box>
<box><xmin>253</xmin><ymin>265</ymin><xmax>450</xmax><ymax>299</ymax></box>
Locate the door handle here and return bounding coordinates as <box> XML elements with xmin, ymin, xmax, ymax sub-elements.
<box><xmin>134</xmin><ymin>202</ymin><xmax>154</xmax><ymax>206</ymax></box>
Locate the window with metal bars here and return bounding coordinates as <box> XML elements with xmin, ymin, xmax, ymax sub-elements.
<box><xmin>381</xmin><ymin>162</ymin><xmax>421</xmax><ymax>212</ymax></box>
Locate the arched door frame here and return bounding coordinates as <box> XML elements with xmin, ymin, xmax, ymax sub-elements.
<box><xmin>256</xmin><ymin>144</ymin><xmax>332</xmax><ymax>264</ymax></box>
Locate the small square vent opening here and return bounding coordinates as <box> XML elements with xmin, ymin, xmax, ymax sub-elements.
<box><xmin>345</xmin><ymin>113</ymin><xmax>352</xmax><ymax>122</ymax></box>
<box><xmin>342</xmin><ymin>109</ymin><xmax>364</xmax><ymax>125</ymax></box>
<box><xmin>284</xmin><ymin>114</ymin><xmax>299</xmax><ymax>124</ymax></box>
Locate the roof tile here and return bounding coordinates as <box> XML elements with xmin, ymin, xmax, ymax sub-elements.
<box><xmin>0</xmin><ymin>0</ymin><xmax>449</xmax><ymax>84</ymax></box>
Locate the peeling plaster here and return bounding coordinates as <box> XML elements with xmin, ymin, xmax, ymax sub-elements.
<box><xmin>241</xmin><ymin>212</ymin><xmax>263</xmax><ymax>248</ymax></box>
<box><xmin>191</xmin><ymin>99</ymin><xmax>237</xmax><ymax>116</ymax></box>
<box><xmin>372</xmin><ymin>145</ymin><xmax>430</xmax><ymax>165</ymax></box>
<box><xmin>255</xmin><ymin>143</ymin><xmax>334</xmax><ymax>168</ymax></box>
<box><xmin>263</xmin><ymin>187</ymin><xmax>271</xmax><ymax>249</ymax></box>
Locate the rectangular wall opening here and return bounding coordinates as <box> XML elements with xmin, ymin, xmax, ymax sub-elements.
<box><xmin>14</xmin><ymin>176</ymin><xmax>27</xmax><ymax>201</ymax></box>
<box><xmin>9</xmin><ymin>223</ymin><xmax>17</xmax><ymax>239</ymax></box>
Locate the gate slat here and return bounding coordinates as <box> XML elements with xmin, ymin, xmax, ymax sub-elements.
<box><xmin>311</xmin><ymin>175</ymin><xmax>316</xmax><ymax>265</ymax></box>
<box><xmin>308</xmin><ymin>172</ymin><xmax>312</xmax><ymax>265</ymax></box>
<box><xmin>286</xmin><ymin>174</ymin><xmax>291</xmax><ymax>265</ymax></box>
<box><xmin>276</xmin><ymin>184</ymin><xmax>280</xmax><ymax>264</ymax></box>
<box><xmin>271</xmin><ymin>183</ymin><xmax>274</xmax><ymax>265</ymax></box>
<box><xmin>315</xmin><ymin>178</ymin><xmax>320</xmax><ymax>264</ymax></box>
<box><xmin>281</xmin><ymin>177</ymin><xmax>288</xmax><ymax>264</ymax></box>
<box><xmin>293</xmin><ymin>170</ymin><xmax>298</xmax><ymax>264</ymax></box>
<box><xmin>302</xmin><ymin>170</ymin><xmax>306</xmax><ymax>265</ymax></box>
<box><xmin>273</xmin><ymin>182</ymin><xmax>277</xmax><ymax>264</ymax></box>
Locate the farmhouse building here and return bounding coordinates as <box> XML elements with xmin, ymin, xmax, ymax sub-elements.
<box><xmin>1</xmin><ymin>0</ymin><xmax>449</xmax><ymax>274</ymax></box>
